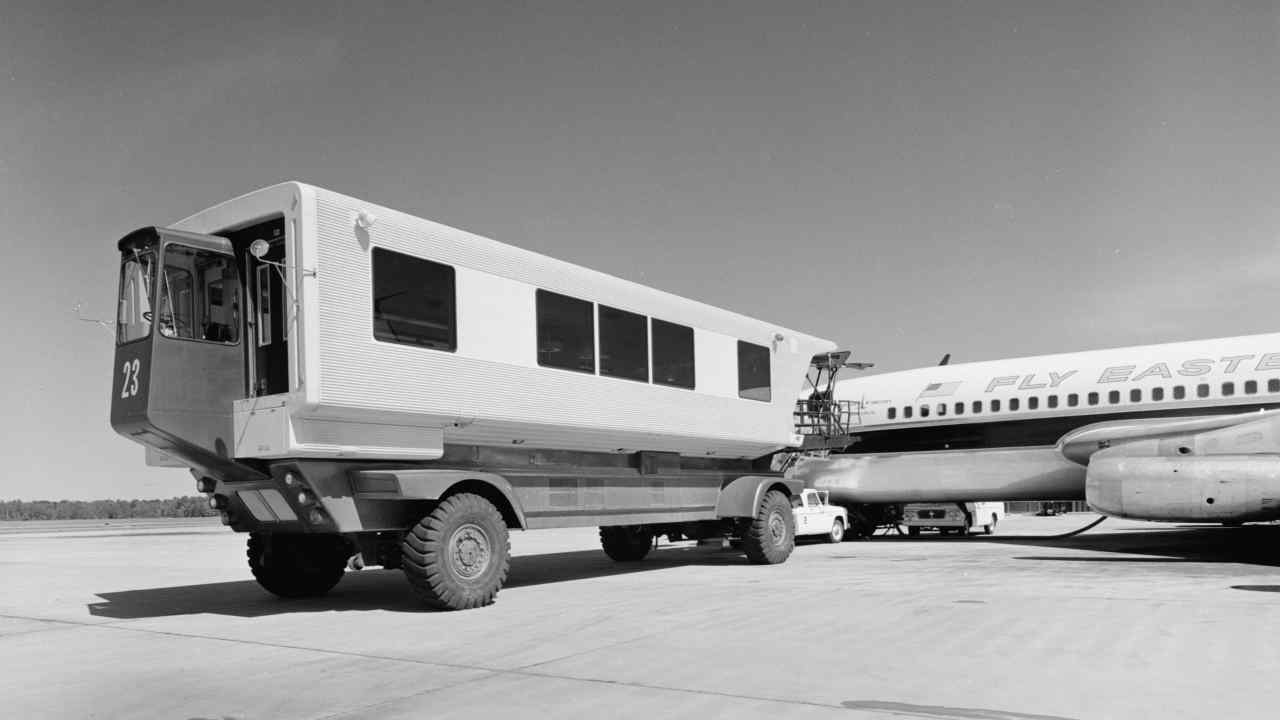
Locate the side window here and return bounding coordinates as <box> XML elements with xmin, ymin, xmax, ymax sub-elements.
<box><xmin>991</xmin><ymin>399</ymin><xmax>1001</xmax><ymax>412</ymax></box>
<box><xmin>1222</xmin><ymin>382</ymin><xmax>1234</xmax><ymax>397</ymax></box>
<box><xmin>1048</xmin><ymin>395</ymin><xmax>1058</xmax><ymax>409</ymax></box>
<box><xmin>887</xmin><ymin>407</ymin><xmax>897</xmax><ymax>420</ymax></box>
<box><xmin>598</xmin><ymin>305</ymin><xmax>648</xmax><ymax>382</ymax></box>
<box><xmin>1173</xmin><ymin>385</ymin><xmax>1186</xmax><ymax>399</ymax></box>
<box><xmin>1108</xmin><ymin>390</ymin><xmax>1120</xmax><ymax>404</ymax></box>
<box><xmin>1009</xmin><ymin>398</ymin><xmax>1020</xmax><ymax>411</ymax></box>
<box><xmin>1152</xmin><ymin>387</ymin><xmax>1165</xmax><ymax>401</ymax></box>
<box><xmin>1270</xmin><ymin>379</ymin><xmax>1280</xmax><ymax>393</ymax></box>
<box><xmin>1028</xmin><ymin>396</ymin><xmax>1039</xmax><ymax>410</ymax></box>
<box><xmin>904</xmin><ymin>406</ymin><xmax>913</xmax><ymax>419</ymax></box>
<box><xmin>372</xmin><ymin>247</ymin><xmax>456</xmax><ymax>351</ymax></box>
<box><xmin>954</xmin><ymin>402</ymin><xmax>964</xmax><ymax>415</ymax></box>
<box><xmin>536</xmin><ymin>289</ymin><xmax>595</xmax><ymax>373</ymax></box>
<box><xmin>1245</xmin><ymin>380</ymin><xmax>1257</xmax><ymax>394</ymax></box>
<box><xmin>1197</xmin><ymin>383</ymin><xmax>1210</xmax><ymax>398</ymax></box>
<box><xmin>737</xmin><ymin>341</ymin><xmax>771</xmax><ymax>402</ymax></box>
<box><xmin>1087</xmin><ymin>392</ymin><xmax>1099</xmax><ymax>406</ymax></box>
<box><xmin>920</xmin><ymin>405</ymin><xmax>930</xmax><ymax>418</ymax></box>
<box><xmin>937</xmin><ymin>403</ymin><xmax>947</xmax><ymax>416</ymax></box>
<box><xmin>1067</xmin><ymin>393</ymin><xmax>1079</xmax><ymax>407</ymax></box>
<box><xmin>972</xmin><ymin>400</ymin><xmax>982</xmax><ymax>413</ymax></box>
<box><xmin>1130</xmin><ymin>389</ymin><xmax>1142</xmax><ymax>402</ymax></box>
<box><xmin>651</xmin><ymin>319</ymin><xmax>695</xmax><ymax>389</ymax></box>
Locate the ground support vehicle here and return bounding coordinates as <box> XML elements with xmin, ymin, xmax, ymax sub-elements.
<box><xmin>900</xmin><ymin>501</ymin><xmax>1005</xmax><ymax>536</ymax></box>
<box><xmin>110</xmin><ymin>183</ymin><xmax>837</xmax><ymax>610</ymax></box>
<box><xmin>791</xmin><ymin>488</ymin><xmax>848</xmax><ymax>542</ymax></box>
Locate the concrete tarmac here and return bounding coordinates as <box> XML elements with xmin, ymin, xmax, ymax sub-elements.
<box><xmin>1</xmin><ymin>514</ymin><xmax>1278</xmax><ymax>720</ymax></box>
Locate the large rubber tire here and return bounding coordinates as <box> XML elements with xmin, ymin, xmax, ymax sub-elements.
<box><xmin>401</xmin><ymin>493</ymin><xmax>510</xmax><ymax>611</ymax></box>
<box><xmin>599</xmin><ymin>526</ymin><xmax>653</xmax><ymax>561</ymax></box>
<box><xmin>742</xmin><ymin>490</ymin><xmax>795</xmax><ymax>564</ymax></box>
<box><xmin>247</xmin><ymin>533</ymin><xmax>348</xmax><ymax>599</ymax></box>
<box><xmin>827</xmin><ymin>519</ymin><xmax>845</xmax><ymax>544</ymax></box>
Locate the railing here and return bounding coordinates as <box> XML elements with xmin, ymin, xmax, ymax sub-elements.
<box><xmin>794</xmin><ymin>398</ymin><xmax>859</xmax><ymax>438</ymax></box>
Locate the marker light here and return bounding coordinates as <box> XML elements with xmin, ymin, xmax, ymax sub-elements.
<box><xmin>249</xmin><ymin>239</ymin><xmax>270</xmax><ymax>258</ymax></box>
<box><xmin>196</xmin><ymin>477</ymin><xmax>216</xmax><ymax>493</ymax></box>
<box><xmin>209</xmin><ymin>494</ymin><xmax>229</xmax><ymax>511</ymax></box>
<box><xmin>296</xmin><ymin>490</ymin><xmax>315</xmax><ymax>506</ymax></box>
<box><xmin>283</xmin><ymin>472</ymin><xmax>299</xmax><ymax>486</ymax></box>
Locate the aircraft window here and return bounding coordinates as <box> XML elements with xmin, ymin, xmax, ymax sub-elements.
<box><xmin>1106</xmin><ymin>390</ymin><xmax>1119</xmax><ymax>404</ymax></box>
<box><xmin>1009</xmin><ymin>398</ymin><xmax>1020</xmax><ymax>411</ymax></box>
<box><xmin>1087</xmin><ymin>392</ymin><xmax>1099</xmax><ymax>406</ymax></box>
<box><xmin>1270</xmin><ymin>379</ymin><xmax>1280</xmax><ymax>393</ymax></box>
<box><xmin>1028</xmin><ymin>396</ymin><xmax>1039</xmax><ymax>410</ymax></box>
<box><xmin>1067</xmin><ymin>394</ymin><xmax>1078</xmax><ymax>407</ymax></box>
<box><xmin>372</xmin><ymin>247</ymin><xmax>456</xmax><ymax>352</ymax></box>
<box><xmin>972</xmin><ymin>401</ymin><xmax>982</xmax><ymax>413</ymax></box>
<box><xmin>904</xmin><ymin>406</ymin><xmax>913</xmax><ymax>419</ymax></box>
<box><xmin>1221</xmin><ymin>382</ymin><xmax>1234</xmax><ymax>397</ymax></box>
<box><xmin>991</xmin><ymin>399</ymin><xmax>1001</xmax><ymax>412</ymax></box>
<box><xmin>537</xmin><ymin>289</ymin><xmax>595</xmax><ymax>373</ymax></box>
<box><xmin>1245</xmin><ymin>380</ymin><xmax>1257</xmax><ymax>394</ymax></box>
<box><xmin>1048</xmin><ymin>395</ymin><xmax>1058</xmax><ymax>408</ymax></box>
<box><xmin>599</xmin><ymin>305</ymin><xmax>649</xmax><ymax>383</ymax></box>
<box><xmin>1130</xmin><ymin>389</ymin><xmax>1142</xmax><ymax>402</ymax></box>
<box><xmin>652</xmin><ymin>319</ymin><xmax>695</xmax><ymax>389</ymax></box>
<box><xmin>1152</xmin><ymin>387</ymin><xmax>1164</xmax><ymax>401</ymax></box>
<box><xmin>737</xmin><ymin>341</ymin><xmax>772</xmax><ymax>402</ymax></box>
<box><xmin>954</xmin><ymin>402</ymin><xmax>964</xmax><ymax>415</ymax></box>
<box><xmin>937</xmin><ymin>403</ymin><xmax>946</xmax><ymax>416</ymax></box>
<box><xmin>920</xmin><ymin>405</ymin><xmax>930</xmax><ymax>418</ymax></box>
<box><xmin>1197</xmin><ymin>383</ymin><xmax>1210</xmax><ymax>398</ymax></box>
<box><xmin>887</xmin><ymin>407</ymin><xmax>897</xmax><ymax>420</ymax></box>
<box><xmin>1173</xmin><ymin>385</ymin><xmax>1186</xmax><ymax>399</ymax></box>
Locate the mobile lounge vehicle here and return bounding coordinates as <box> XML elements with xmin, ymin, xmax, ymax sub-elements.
<box><xmin>111</xmin><ymin>183</ymin><xmax>836</xmax><ymax>609</ymax></box>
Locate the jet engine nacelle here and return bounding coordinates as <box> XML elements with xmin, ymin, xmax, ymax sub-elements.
<box><xmin>1086</xmin><ymin>451</ymin><xmax>1280</xmax><ymax>522</ymax></box>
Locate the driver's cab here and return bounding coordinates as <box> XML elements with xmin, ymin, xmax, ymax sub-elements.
<box><xmin>111</xmin><ymin>216</ymin><xmax>287</xmax><ymax>478</ymax></box>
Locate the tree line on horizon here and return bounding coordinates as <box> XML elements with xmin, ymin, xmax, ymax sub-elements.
<box><xmin>0</xmin><ymin>497</ymin><xmax>216</xmax><ymax>520</ymax></box>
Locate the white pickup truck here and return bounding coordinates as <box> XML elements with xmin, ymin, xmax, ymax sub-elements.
<box><xmin>791</xmin><ymin>489</ymin><xmax>849</xmax><ymax>543</ymax></box>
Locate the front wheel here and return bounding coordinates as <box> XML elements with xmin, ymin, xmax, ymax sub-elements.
<box><xmin>401</xmin><ymin>493</ymin><xmax>511</xmax><ymax>611</ymax></box>
<box><xmin>827</xmin><ymin>519</ymin><xmax>845</xmax><ymax>544</ymax></box>
<box><xmin>742</xmin><ymin>490</ymin><xmax>795</xmax><ymax>564</ymax></box>
<box><xmin>247</xmin><ymin>533</ymin><xmax>349</xmax><ymax>599</ymax></box>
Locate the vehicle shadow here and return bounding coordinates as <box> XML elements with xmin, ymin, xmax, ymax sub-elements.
<box><xmin>866</xmin><ymin>522</ymin><xmax>1280</xmax><ymax>568</ymax></box>
<box><xmin>87</xmin><ymin>544</ymin><xmax>749</xmax><ymax>619</ymax></box>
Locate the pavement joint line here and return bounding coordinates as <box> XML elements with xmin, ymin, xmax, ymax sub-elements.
<box><xmin>0</xmin><ymin>610</ymin><xmax>846</xmax><ymax>715</ymax></box>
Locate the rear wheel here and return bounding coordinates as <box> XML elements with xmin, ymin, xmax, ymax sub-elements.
<box><xmin>401</xmin><ymin>493</ymin><xmax>510</xmax><ymax>611</ymax></box>
<box><xmin>599</xmin><ymin>526</ymin><xmax>653</xmax><ymax>561</ymax></box>
<box><xmin>247</xmin><ymin>533</ymin><xmax>348</xmax><ymax>599</ymax></box>
<box><xmin>742</xmin><ymin>490</ymin><xmax>795</xmax><ymax>564</ymax></box>
<box><xmin>827</xmin><ymin>519</ymin><xmax>845</xmax><ymax>544</ymax></box>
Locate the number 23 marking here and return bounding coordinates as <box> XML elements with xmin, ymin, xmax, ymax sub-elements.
<box><xmin>120</xmin><ymin>358</ymin><xmax>141</xmax><ymax>399</ymax></box>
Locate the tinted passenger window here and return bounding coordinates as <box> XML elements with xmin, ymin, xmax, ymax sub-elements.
<box><xmin>1067</xmin><ymin>393</ymin><xmax>1078</xmax><ymax>407</ymax></box>
<box><xmin>1173</xmin><ymin>385</ymin><xmax>1186</xmax><ymax>399</ymax></box>
<box><xmin>1270</xmin><ymin>379</ymin><xmax>1280</xmax><ymax>393</ymax></box>
<box><xmin>887</xmin><ymin>407</ymin><xmax>897</xmax><ymax>420</ymax></box>
<box><xmin>937</xmin><ymin>403</ymin><xmax>946</xmax><ymax>416</ymax></box>
<box><xmin>991</xmin><ymin>399</ymin><xmax>1001</xmax><ymax>412</ymax></box>
<box><xmin>904</xmin><ymin>406</ymin><xmax>913</xmax><ymax>419</ymax></box>
<box><xmin>920</xmin><ymin>405</ymin><xmax>930</xmax><ymax>418</ymax></box>
<box><xmin>1152</xmin><ymin>387</ymin><xmax>1165</xmax><ymax>401</ymax></box>
<box><xmin>737</xmin><ymin>341</ymin><xmax>771</xmax><ymax>401</ymax></box>
<box><xmin>652</xmin><ymin>319</ymin><xmax>695</xmax><ymax>389</ymax></box>
<box><xmin>1197</xmin><ymin>383</ymin><xmax>1210</xmax><ymax>398</ymax></box>
<box><xmin>972</xmin><ymin>401</ymin><xmax>982</xmax><ymax>413</ymax></box>
<box><xmin>1009</xmin><ymin>398</ymin><xmax>1020</xmax><ymax>411</ymax></box>
<box><xmin>372</xmin><ymin>247</ymin><xmax>456</xmax><ymax>351</ymax></box>
<box><xmin>1028</xmin><ymin>396</ymin><xmax>1039</xmax><ymax>410</ymax></box>
<box><xmin>1048</xmin><ymin>395</ymin><xmax>1058</xmax><ymax>409</ymax></box>
<box><xmin>1087</xmin><ymin>392</ymin><xmax>1099</xmax><ymax>405</ymax></box>
<box><xmin>598</xmin><ymin>305</ymin><xmax>648</xmax><ymax>382</ymax></box>
<box><xmin>954</xmin><ymin>402</ymin><xmax>964</xmax><ymax>415</ymax></box>
<box><xmin>536</xmin><ymin>290</ymin><xmax>594</xmax><ymax>373</ymax></box>
<box><xmin>1130</xmin><ymin>389</ymin><xmax>1141</xmax><ymax>402</ymax></box>
<box><xmin>1245</xmin><ymin>380</ymin><xmax>1257</xmax><ymax>394</ymax></box>
<box><xmin>1222</xmin><ymin>382</ymin><xmax>1234</xmax><ymax>397</ymax></box>
<box><xmin>1108</xmin><ymin>390</ymin><xmax>1120</xmax><ymax>404</ymax></box>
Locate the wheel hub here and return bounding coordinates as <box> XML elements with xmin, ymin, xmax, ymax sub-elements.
<box><xmin>767</xmin><ymin>511</ymin><xmax>786</xmax><ymax>545</ymax></box>
<box><xmin>449</xmin><ymin>523</ymin><xmax>491</xmax><ymax>579</ymax></box>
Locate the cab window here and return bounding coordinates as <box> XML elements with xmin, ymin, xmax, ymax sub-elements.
<box><xmin>157</xmin><ymin>244</ymin><xmax>240</xmax><ymax>344</ymax></box>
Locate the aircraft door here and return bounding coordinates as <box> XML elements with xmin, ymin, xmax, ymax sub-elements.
<box><xmin>247</xmin><ymin>225</ymin><xmax>289</xmax><ymax>397</ymax></box>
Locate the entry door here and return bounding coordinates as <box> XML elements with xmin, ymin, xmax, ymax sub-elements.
<box><xmin>251</xmin><ymin>237</ymin><xmax>289</xmax><ymax>396</ymax></box>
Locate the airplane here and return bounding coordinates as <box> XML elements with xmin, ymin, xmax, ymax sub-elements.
<box><xmin>792</xmin><ymin>332</ymin><xmax>1280</xmax><ymax>529</ymax></box>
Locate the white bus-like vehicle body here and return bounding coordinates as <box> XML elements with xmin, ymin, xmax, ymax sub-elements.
<box><xmin>111</xmin><ymin>182</ymin><xmax>836</xmax><ymax>609</ymax></box>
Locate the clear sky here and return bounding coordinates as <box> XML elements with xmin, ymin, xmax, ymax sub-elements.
<box><xmin>3</xmin><ymin>1</ymin><xmax>1279</xmax><ymax>500</ymax></box>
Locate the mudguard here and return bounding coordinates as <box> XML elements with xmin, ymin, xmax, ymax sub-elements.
<box><xmin>348</xmin><ymin>468</ymin><xmax>528</xmax><ymax>528</ymax></box>
<box><xmin>714</xmin><ymin>475</ymin><xmax>801</xmax><ymax>518</ymax></box>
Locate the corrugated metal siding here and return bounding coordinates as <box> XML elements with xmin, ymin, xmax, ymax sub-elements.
<box><xmin>306</xmin><ymin>186</ymin><xmax>833</xmax><ymax>456</ymax></box>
